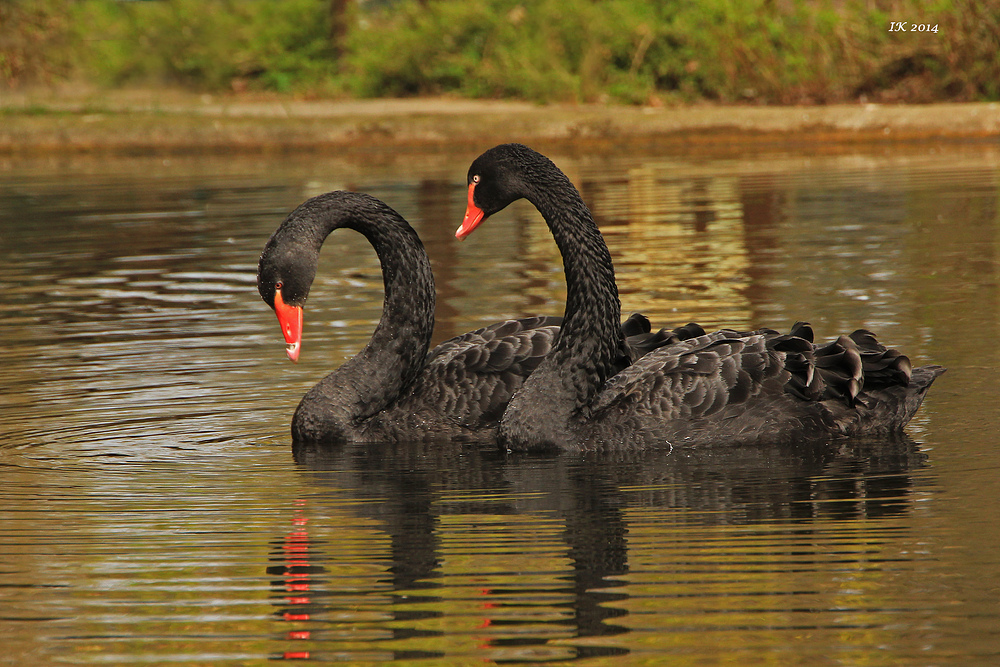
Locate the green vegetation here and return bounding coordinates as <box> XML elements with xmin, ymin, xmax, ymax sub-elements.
<box><xmin>2</xmin><ymin>0</ymin><xmax>997</xmax><ymax>104</ymax></box>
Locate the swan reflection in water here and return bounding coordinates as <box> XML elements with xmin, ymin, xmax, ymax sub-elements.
<box><xmin>266</xmin><ymin>436</ymin><xmax>929</xmax><ymax>662</ymax></box>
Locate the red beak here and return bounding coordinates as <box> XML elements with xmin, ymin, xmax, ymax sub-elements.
<box><xmin>274</xmin><ymin>289</ymin><xmax>303</xmax><ymax>362</ymax></box>
<box><xmin>455</xmin><ymin>182</ymin><xmax>485</xmax><ymax>240</ymax></box>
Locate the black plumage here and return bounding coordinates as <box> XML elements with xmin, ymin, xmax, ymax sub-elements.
<box><xmin>257</xmin><ymin>191</ymin><xmax>671</xmax><ymax>444</ymax></box>
<box><xmin>460</xmin><ymin>144</ymin><xmax>945</xmax><ymax>452</ymax></box>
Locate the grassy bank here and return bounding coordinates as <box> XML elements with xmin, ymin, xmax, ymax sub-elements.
<box><xmin>2</xmin><ymin>0</ymin><xmax>998</xmax><ymax>104</ymax></box>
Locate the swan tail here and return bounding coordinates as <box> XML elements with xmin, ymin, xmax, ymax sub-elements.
<box><xmin>772</xmin><ymin>324</ymin><xmax>946</xmax><ymax>435</ymax></box>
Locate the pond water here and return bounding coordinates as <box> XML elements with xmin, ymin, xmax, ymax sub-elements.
<box><xmin>1</xmin><ymin>140</ymin><xmax>998</xmax><ymax>665</ymax></box>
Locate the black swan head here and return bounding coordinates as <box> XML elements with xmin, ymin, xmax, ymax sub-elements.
<box><xmin>457</xmin><ymin>143</ymin><xmax>564</xmax><ymax>239</ymax></box>
<box><xmin>257</xmin><ymin>195</ymin><xmax>341</xmax><ymax>362</ymax></box>
<box><xmin>257</xmin><ymin>230</ymin><xmax>316</xmax><ymax>363</ymax></box>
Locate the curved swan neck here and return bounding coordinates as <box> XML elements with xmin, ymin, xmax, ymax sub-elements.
<box><xmin>351</xmin><ymin>209</ymin><xmax>436</xmax><ymax>411</ymax></box>
<box><xmin>283</xmin><ymin>193</ymin><xmax>435</xmax><ymax>427</ymax></box>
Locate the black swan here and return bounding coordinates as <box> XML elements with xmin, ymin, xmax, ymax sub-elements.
<box><xmin>257</xmin><ymin>190</ymin><xmax>670</xmax><ymax>444</ymax></box>
<box><xmin>455</xmin><ymin>143</ymin><xmax>945</xmax><ymax>452</ymax></box>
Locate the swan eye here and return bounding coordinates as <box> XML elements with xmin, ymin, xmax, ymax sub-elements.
<box><xmin>275</xmin><ymin>281</ymin><xmax>283</xmax><ymax>290</ymax></box>
<box><xmin>472</xmin><ymin>174</ymin><xmax>480</xmax><ymax>184</ymax></box>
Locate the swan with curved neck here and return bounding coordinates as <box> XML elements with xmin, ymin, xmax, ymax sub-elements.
<box><xmin>258</xmin><ymin>191</ymin><xmax>568</xmax><ymax>443</ymax></box>
<box><xmin>457</xmin><ymin>143</ymin><xmax>945</xmax><ymax>452</ymax></box>
<box><xmin>258</xmin><ymin>190</ymin><xmax>672</xmax><ymax>444</ymax></box>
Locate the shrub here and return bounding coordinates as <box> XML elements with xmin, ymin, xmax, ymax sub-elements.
<box><xmin>0</xmin><ymin>0</ymin><xmax>75</xmax><ymax>86</ymax></box>
<box><xmin>72</xmin><ymin>0</ymin><xmax>337</xmax><ymax>92</ymax></box>
<box><xmin>1</xmin><ymin>0</ymin><xmax>997</xmax><ymax>103</ymax></box>
<box><xmin>347</xmin><ymin>0</ymin><xmax>665</xmax><ymax>102</ymax></box>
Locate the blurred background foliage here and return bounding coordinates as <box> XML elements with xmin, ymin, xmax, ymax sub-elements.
<box><xmin>1</xmin><ymin>0</ymin><xmax>997</xmax><ymax>104</ymax></box>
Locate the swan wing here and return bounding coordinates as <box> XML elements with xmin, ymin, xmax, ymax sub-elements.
<box><xmin>591</xmin><ymin>329</ymin><xmax>784</xmax><ymax>421</ymax></box>
<box><xmin>411</xmin><ymin>316</ymin><xmax>564</xmax><ymax>426</ymax></box>
<box><xmin>589</xmin><ymin>323</ymin><xmax>924</xmax><ymax>442</ymax></box>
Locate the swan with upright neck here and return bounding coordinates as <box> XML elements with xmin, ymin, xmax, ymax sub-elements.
<box><xmin>456</xmin><ymin>143</ymin><xmax>945</xmax><ymax>452</ymax></box>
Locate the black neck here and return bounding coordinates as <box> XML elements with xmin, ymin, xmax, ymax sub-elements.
<box><xmin>346</xmin><ymin>214</ymin><xmax>435</xmax><ymax>418</ymax></box>
<box><xmin>287</xmin><ymin>193</ymin><xmax>435</xmax><ymax>423</ymax></box>
<box><xmin>523</xmin><ymin>168</ymin><xmax>625</xmax><ymax>408</ymax></box>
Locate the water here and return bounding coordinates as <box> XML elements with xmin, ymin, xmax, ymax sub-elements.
<box><xmin>1</xmin><ymin>141</ymin><xmax>998</xmax><ymax>665</ymax></box>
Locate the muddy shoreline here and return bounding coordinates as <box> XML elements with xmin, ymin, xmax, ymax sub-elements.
<box><xmin>2</xmin><ymin>90</ymin><xmax>999</xmax><ymax>156</ymax></box>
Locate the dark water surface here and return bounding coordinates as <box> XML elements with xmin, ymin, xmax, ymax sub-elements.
<box><xmin>1</xmin><ymin>142</ymin><xmax>998</xmax><ymax>665</ymax></box>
